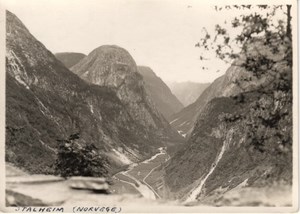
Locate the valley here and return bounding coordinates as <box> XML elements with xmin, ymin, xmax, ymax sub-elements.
<box><xmin>111</xmin><ymin>147</ymin><xmax>169</xmax><ymax>200</ymax></box>
<box><xmin>3</xmin><ymin>3</ymin><xmax>295</xmax><ymax>211</ymax></box>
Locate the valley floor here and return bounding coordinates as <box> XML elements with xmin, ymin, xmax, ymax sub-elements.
<box><xmin>110</xmin><ymin>147</ymin><xmax>169</xmax><ymax>199</ymax></box>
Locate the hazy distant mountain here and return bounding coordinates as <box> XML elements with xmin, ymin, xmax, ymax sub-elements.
<box><xmin>55</xmin><ymin>52</ymin><xmax>86</xmax><ymax>68</ymax></box>
<box><xmin>169</xmin><ymin>63</ymin><xmax>268</xmax><ymax>137</ymax></box>
<box><xmin>71</xmin><ymin>45</ymin><xmax>183</xmax><ymax>144</ymax></box>
<box><xmin>168</xmin><ymin>82</ymin><xmax>210</xmax><ymax>107</ymax></box>
<box><xmin>6</xmin><ymin>11</ymin><xmax>176</xmax><ymax>174</ymax></box>
<box><xmin>138</xmin><ymin>66</ymin><xmax>183</xmax><ymax>120</ymax></box>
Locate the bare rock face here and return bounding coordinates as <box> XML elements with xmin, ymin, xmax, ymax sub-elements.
<box><xmin>5</xmin><ymin>11</ymin><xmax>169</xmax><ymax>174</ymax></box>
<box><xmin>71</xmin><ymin>45</ymin><xmax>182</xmax><ymax>143</ymax></box>
<box><xmin>57</xmin><ymin>50</ymin><xmax>184</xmax><ymax>122</ymax></box>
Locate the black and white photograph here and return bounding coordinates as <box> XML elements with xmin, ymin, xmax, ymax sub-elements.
<box><xmin>0</xmin><ymin>0</ymin><xmax>298</xmax><ymax>212</ymax></box>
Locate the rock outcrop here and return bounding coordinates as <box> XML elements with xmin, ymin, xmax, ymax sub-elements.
<box><xmin>71</xmin><ymin>45</ymin><xmax>183</xmax><ymax>144</ymax></box>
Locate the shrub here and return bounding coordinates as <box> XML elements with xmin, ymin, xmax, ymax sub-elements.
<box><xmin>54</xmin><ymin>133</ymin><xmax>108</xmax><ymax>178</ymax></box>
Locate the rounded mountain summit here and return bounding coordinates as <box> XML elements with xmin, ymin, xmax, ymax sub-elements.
<box><xmin>72</xmin><ymin>45</ymin><xmax>138</xmax><ymax>88</ymax></box>
<box><xmin>71</xmin><ymin>45</ymin><xmax>183</xmax><ymax>144</ymax></box>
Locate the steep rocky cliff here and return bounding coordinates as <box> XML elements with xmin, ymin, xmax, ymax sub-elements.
<box><xmin>71</xmin><ymin>45</ymin><xmax>183</xmax><ymax>144</ymax></box>
<box><xmin>5</xmin><ymin>11</ymin><xmax>168</xmax><ymax>174</ymax></box>
<box><xmin>55</xmin><ymin>53</ymin><xmax>183</xmax><ymax>120</ymax></box>
<box><xmin>168</xmin><ymin>82</ymin><xmax>210</xmax><ymax>107</ymax></box>
<box><xmin>165</xmin><ymin>92</ymin><xmax>292</xmax><ymax>202</ymax></box>
<box><xmin>164</xmin><ymin>38</ymin><xmax>293</xmax><ymax>203</ymax></box>
<box><xmin>55</xmin><ymin>52</ymin><xmax>86</xmax><ymax>68</ymax></box>
<box><xmin>137</xmin><ymin>66</ymin><xmax>183</xmax><ymax>120</ymax></box>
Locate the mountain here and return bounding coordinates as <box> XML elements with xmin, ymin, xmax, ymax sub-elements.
<box><xmin>163</xmin><ymin>38</ymin><xmax>292</xmax><ymax>204</ymax></box>
<box><xmin>55</xmin><ymin>55</ymin><xmax>184</xmax><ymax>120</ymax></box>
<box><xmin>169</xmin><ymin>64</ymin><xmax>265</xmax><ymax>137</ymax></box>
<box><xmin>71</xmin><ymin>45</ymin><xmax>183</xmax><ymax>144</ymax></box>
<box><xmin>164</xmin><ymin>92</ymin><xmax>292</xmax><ymax>202</ymax></box>
<box><xmin>137</xmin><ymin>66</ymin><xmax>183</xmax><ymax>120</ymax></box>
<box><xmin>55</xmin><ymin>52</ymin><xmax>86</xmax><ymax>68</ymax></box>
<box><xmin>168</xmin><ymin>82</ymin><xmax>210</xmax><ymax>107</ymax></box>
<box><xmin>5</xmin><ymin>11</ymin><xmax>173</xmax><ymax>174</ymax></box>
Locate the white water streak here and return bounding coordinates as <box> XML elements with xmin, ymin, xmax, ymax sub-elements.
<box><xmin>169</xmin><ymin>118</ymin><xmax>179</xmax><ymax>124</ymax></box>
<box><xmin>185</xmin><ymin>141</ymin><xmax>227</xmax><ymax>203</ymax></box>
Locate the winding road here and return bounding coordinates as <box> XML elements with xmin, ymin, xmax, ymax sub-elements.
<box><xmin>142</xmin><ymin>165</ymin><xmax>162</xmax><ymax>199</ymax></box>
<box><xmin>113</xmin><ymin>148</ymin><xmax>168</xmax><ymax>200</ymax></box>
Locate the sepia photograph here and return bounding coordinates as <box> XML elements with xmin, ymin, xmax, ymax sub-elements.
<box><xmin>0</xmin><ymin>0</ymin><xmax>298</xmax><ymax>212</ymax></box>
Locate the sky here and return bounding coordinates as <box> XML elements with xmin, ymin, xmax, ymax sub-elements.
<box><xmin>1</xmin><ymin>0</ymin><xmax>288</xmax><ymax>83</ymax></box>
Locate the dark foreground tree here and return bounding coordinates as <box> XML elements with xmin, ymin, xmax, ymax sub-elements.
<box><xmin>55</xmin><ymin>133</ymin><xmax>108</xmax><ymax>178</ymax></box>
<box><xmin>196</xmin><ymin>5</ymin><xmax>292</xmax><ymax>68</ymax></box>
<box><xmin>196</xmin><ymin>5</ymin><xmax>293</xmax><ymax>153</ymax></box>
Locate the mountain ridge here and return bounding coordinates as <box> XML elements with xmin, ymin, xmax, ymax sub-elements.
<box><xmin>169</xmin><ymin>62</ymin><xmax>265</xmax><ymax>136</ymax></box>
<box><xmin>54</xmin><ymin>52</ymin><xmax>184</xmax><ymax>121</ymax></box>
<box><xmin>168</xmin><ymin>81</ymin><xmax>210</xmax><ymax>107</ymax></box>
<box><xmin>5</xmin><ymin>10</ymin><xmax>172</xmax><ymax>174</ymax></box>
<box><xmin>163</xmin><ymin>38</ymin><xmax>293</xmax><ymax>203</ymax></box>
<box><xmin>55</xmin><ymin>52</ymin><xmax>86</xmax><ymax>68</ymax></box>
<box><xmin>137</xmin><ymin>66</ymin><xmax>184</xmax><ymax>120</ymax></box>
<box><xmin>71</xmin><ymin>45</ymin><xmax>183</xmax><ymax>144</ymax></box>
